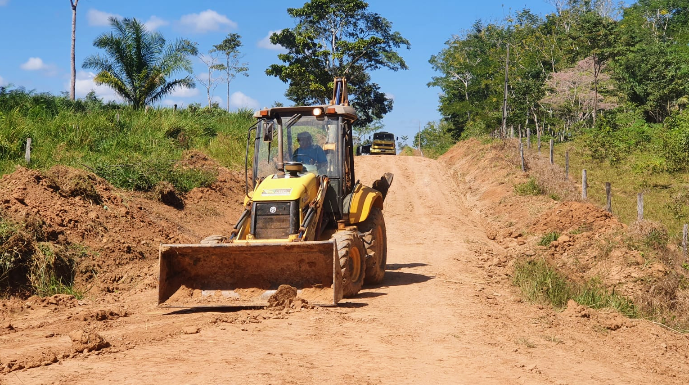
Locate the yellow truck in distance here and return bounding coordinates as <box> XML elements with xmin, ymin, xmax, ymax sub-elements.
<box><xmin>370</xmin><ymin>131</ymin><xmax>397</xmax><ymax>155</ymax></box>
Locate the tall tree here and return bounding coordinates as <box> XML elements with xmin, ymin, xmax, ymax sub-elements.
<box><xmin>195</xmin><ymin>52</ymin><xmax>226</xmax><ymax>109</ymax></box>
<box><xmin>83</xmin><ymin>18</ymin><xmax>198</xmax><ymax>109</ymax></box>
<box><xmin>211</xmin><ymin>33</ymin><xmax>249</xmax><ymax>111</ymax></box>
<box><xmin>70</xmin><ymin>0</ymin><xmax>79</xmax><ymax>101</ymax></box>
<box><xmin>568</xmin><ymin>10</ymin><xmax>618</xmax><ymax>126</ymax></box>
<box><xmin>266</xmin><ymin>0</ymin><xmax>410</xmax><ymax>127</ymax></box>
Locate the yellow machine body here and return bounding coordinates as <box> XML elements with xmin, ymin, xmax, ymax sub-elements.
<box><xmin>370</xmin><ymin>132</ymin><xmax>396</xmax><ymax>155</ymax></box>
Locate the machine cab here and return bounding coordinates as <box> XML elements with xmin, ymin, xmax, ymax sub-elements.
<box><xmin>250</xmin><ymin>105</ymin><xmax>358</xmax><ymax>223</ymax></box>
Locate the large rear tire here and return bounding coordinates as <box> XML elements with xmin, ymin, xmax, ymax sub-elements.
<box><xmin>358</xmin><ymin>207</ymin><xmax>387</xmax><ymax>284</ymax></box>
<box><xmin>333</xmin><ymin>231</ymin><xmax>365</xmax><ymax>298</ymax></box>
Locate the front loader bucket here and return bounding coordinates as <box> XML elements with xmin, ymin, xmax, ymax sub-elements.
<box><xmin>158</xmin><ymin>241</ymin><xmax>342</xmax><ymax>308</ymax></box>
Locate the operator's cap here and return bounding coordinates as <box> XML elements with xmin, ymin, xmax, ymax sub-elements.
<box><xmin>297</xmin><ymin>131</ymin><xmax>312</xmax><ymax>142</ymax></box>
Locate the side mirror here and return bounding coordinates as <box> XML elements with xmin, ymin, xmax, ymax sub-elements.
<box><xmin>263</xmin><ymin>122</ymin><xmax>274</xmax><ymax>142</ymax></box>
<box><xmin>396</xmin><ymin>137</ymin><xmax>399</xmax><ymax>141</ymax></box>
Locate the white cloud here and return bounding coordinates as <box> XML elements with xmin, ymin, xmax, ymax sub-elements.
<box><xmin>87</xmin><ymin>9</ymin><xmax>121</xmax><ymax>27</ymax></box>
<box><xmin>385</xmin><ymin>93</ymin><xmax>395</xmax><ymax>100</ymax></box>
<box><xmin>170</xmin><ymin>86</ymin><xmax>199</xmax><ymax>98</ymax></box>
<box><xmin>179</xmin><ymin>10</ymin><xmax>237</xmax><ymax>33</ymax></box>
<box><xmin>258</xmin><ymin>30</ymin><xmax>286</xmax><ymax>51</ymax></box>
<box><xmin>145</xmin><ymin>16</ymin><xmax>169</xmax><ymax>31</ymax></box>
<box><xmin>0</xmin><ymin>75</ymin><xmax>6</xmax><ymax>86</ymax></box>
<box><xmin>229</xmin><ymin>91</ymin><xmax>259</xmax><ymax>110</ymax></box>
<box><xmin>20</xmin><ymin>57</ymin><xmax>48</xmax><ymax>71</ymax></box>
<box><xmin>0</xmin><ymin>0</ymin><xmax>9</xmax><ymax>6</ymax></box>
<box><xmin>19</xmin><ymin>57</ymin><xmax>58</xmax><ymax>76</ymax></box>
<box><xmin>72</xmin><ymin>71</ymin><xmax>121</xmax><ymax>102</ymax></box>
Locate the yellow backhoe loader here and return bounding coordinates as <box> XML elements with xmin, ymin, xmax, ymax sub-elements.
<box><xmin>158</xmin><ymin>78</ymin><xmax>393</xmax><ymax>307</ymax></box>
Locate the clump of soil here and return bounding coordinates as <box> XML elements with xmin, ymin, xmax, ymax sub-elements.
<box><xmin>45</xmin><ymin>166</ymin><xmax>102</xmax><ymax>204</ymax></box>
<box><xmin>68</xmin><ymin>329</ymin><xmax>110</xmax><ymax>353</ymax></box>
<box><xmin>82</xmin><ymin>309</ymin><xmax>128</xmax><ymax>321</ymax></box>
<box><xmin>268</xmin><ymin>285</ymin><xmax>309</xmax><ymax>310</ymax></box>
<box><xmin>27</xmin><ymin>294</ymin><xmax>79</xmax><ymax>308</ymax></box>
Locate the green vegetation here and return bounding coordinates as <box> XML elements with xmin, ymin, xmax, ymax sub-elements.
<box><xmin>551</xmin><ymin>142</ymin><xmax>689</xmax><ymax>238</ymax></box>
<box><xmin>0</xmin><ymin>215</ymin><xmax>85</xmax><ymax>298</ymax></box>
<box><xmin>513</xmin><ymin>258</ymin><xmax>637</xmax><ymax>317</ymax></box>
<box><xmin>514</xmin><ymin>178</ymin><xmax>543</xmax><ymax>196</ymax></box>
<box><xmin>419</xmin><ymin>1</ymin><xmax>689</xmax><ymax>169</ymax></box>
<box><xmin>266</xmin><ymin>0</ymin><xmax>410</xmax><ymax>128</ymax></box>
<box><xmin>538</xmin><ymin>232</ymin><xmax>560</xmax><ymax>247</ymax></box>
<box><xmin>0</xmin><ymin>87</ymin><xmax>254</xmax><ymax>190</ymax></box>
<box><xmin>83</xmin><ymin>17</ymin><xmax>198</xmax><ymax>109</ymax></box>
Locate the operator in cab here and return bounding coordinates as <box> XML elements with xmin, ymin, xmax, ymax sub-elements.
<box><xmin>293</xmin><ymin>131</ymin><xmax>327</xmax><ymax>172</ymax></box>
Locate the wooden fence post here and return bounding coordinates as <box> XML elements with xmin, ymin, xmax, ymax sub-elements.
<box><xmin>537</xmin><ymin>130</ymin><xmax>541</xmax><ymax>152</ymax></box>
<box><xmin>549</xmin><ymin>139</ymin><xmax>554</xmax><ymax>164</ymax></box>
<box><xmin>25</xmin><ymin>138</ymin><xmax>31</xmax><ymax>165</ymax></box>
<box><xmin>526</xmin><ymin>127</ymin><xmax>531</xmax><ymax>150</ymax></box>
<box><xmin>582</xmin><ymin>169</ymin><xmax>588</xmax><ymax>199</ymax></box>
<box><xmin>520</xmin><ymin>142</ymin><xmax>525</xmax><ymax>172</ymax></box>
<box><xmin>682</xmin><ymin>223</ymin><xmax>689</xmax><ymax>258</ymax></box>
<box><xmin>605</xmin><ymin>182</ymin><xmax>612</xmax><ymax>213</ymax></box>
<box><xmin>565</xmin><ymin>151</ymin><xmax>569</xmax><ymax>180</ymax></box>
<box><xmin>637</xmin><ymin>193</ymin><xmax>644</xmax><ymax>221</ymax></box>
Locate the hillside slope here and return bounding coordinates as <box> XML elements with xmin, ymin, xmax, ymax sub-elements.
<box><xmin>1</xmin><ymin>141</ymin><xmax>688</xmax><ymax>384</ymax></box>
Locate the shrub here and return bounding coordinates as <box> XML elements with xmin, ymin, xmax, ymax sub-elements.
<box><xmin>515</xmin><ymin>178</ymin><xmax>543</xmax><ymax>196</ymax></box>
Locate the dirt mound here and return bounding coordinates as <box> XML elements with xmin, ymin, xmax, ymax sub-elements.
<box><xmin>0</xmin><ymin>162</ymin><xmax>245</xmax><ymax>297</ymax></box>
<box><xmin>68</xmin><ymin>329</ymin><xmax>110</xmax><ymax>353</ymax></box>
<box><xmin>531</xmin><ymin>201</ymin><xmax>624</xmax><ymax>235</ymax></box>
<box><xmin>439</xmin><ymin>138</ymin><xmax>689</xmax><ymax>326</ymax></box>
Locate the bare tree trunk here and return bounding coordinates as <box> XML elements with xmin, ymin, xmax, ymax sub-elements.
<box><xmin>501</xmin><ymin>44</ymin><xmax>509</xmax><ymax>139</ymax></box>
<box><xmin>70</xmin><ymin>0</ymin><xmax>79</xmax><ymax>101</ymax></box>
<box><xmin>226</xmin><ymin>57</ymin><xmax>230</xmax><ymax>111</ymax></box>
<box><xmin>207</xmin><ymin>65</ymin><xmax>212</xmax><ymax>108</ymax></box>
<box><xmin>593</xmin><ymin>55</ymin><xmax>599</xmax><ymax>128</ymax></box>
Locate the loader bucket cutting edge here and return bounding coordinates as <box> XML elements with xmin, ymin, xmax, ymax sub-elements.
<box><xmin>158</xmin><ymin>240</ymin><xmax>342</xmax><ymax>308</ymax></box>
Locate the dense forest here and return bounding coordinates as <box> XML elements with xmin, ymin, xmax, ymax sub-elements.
<box><xmin>424</xmin><ymin>0</ymin><xmax>689</xmax><ymax>171</ymax></box>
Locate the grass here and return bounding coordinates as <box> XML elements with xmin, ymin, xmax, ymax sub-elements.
<box><xmin>538</xmin><ymin>232</ymin><xmax>560</xmax><ymax>246</ymax></box>
<box><xmin>513</xmin><ymin>258</ymin><xmax>638</xmax><ymax>317</ymax></box>
<box><xmin>515</xmin><ymin>178</ymin><xmax>544</xmax><ymax>196</ymax></box>
<box><xmin>1</xmin><ymin>214</ymin><xmax>86</xmax><ymax>299</ymax></box>
<box><xmin>0</xmin><ymin>89</ymin><xmax>255</xmax><ymax>192</ymax></box>
<box><xmin>551</xmin><ymin>142</ymin><xmax>689</xmax><ymax>240</ymax></box>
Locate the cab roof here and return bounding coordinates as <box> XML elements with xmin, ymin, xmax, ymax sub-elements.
<box><xmin>254</xmin><ymin>104</ymin><xmax>358</xmax><ymax>123</ymax></box>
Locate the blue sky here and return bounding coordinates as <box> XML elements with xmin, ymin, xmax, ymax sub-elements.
<box><xmin>0</xmin><ymin>0</ymin><xmax>559</xmax><ymax>141</ymax></box>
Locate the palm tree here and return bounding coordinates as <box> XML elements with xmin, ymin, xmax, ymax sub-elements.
<box><xmin>83</xmin><ymin>17</ymin><xmax>198</xmax><ymax>109</ymax></box>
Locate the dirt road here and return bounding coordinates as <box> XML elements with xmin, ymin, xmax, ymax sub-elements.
<box><xmin>3</xmin><ymin>148</ymin><xmax>689</xmax><ymax>384</ymax></box>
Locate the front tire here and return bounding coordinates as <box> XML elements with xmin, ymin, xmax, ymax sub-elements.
<box><xmin>358</xmin><ymin>207</ymin><xmax>387</xmax><ymax>284</ymax></box>
<box><xmin>332</xmin><ymin>231</ymin><xmax>365</xmax><ymax>297</ymax></box>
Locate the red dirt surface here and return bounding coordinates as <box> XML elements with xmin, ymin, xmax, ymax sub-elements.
<box><xmin>2</xmin><ymin>141</ymin><xmax>689</xmax><ymax>384</ymax></box>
